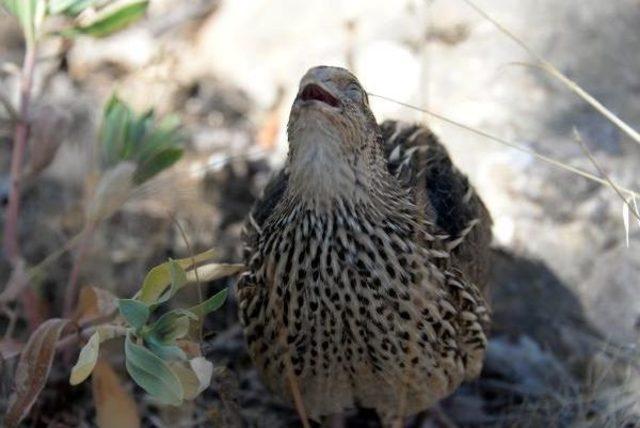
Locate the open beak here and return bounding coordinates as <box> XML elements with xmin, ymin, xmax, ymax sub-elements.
<box><xmin>297</xmin><ymin>82</ymin><xmax>340</xmax><ymax>108</ymax></box>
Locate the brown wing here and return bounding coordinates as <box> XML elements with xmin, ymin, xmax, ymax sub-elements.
<box><xmin>379</xmin><ymin>120</ymin><xmax>493</xmax><ymax>290</ymax></box>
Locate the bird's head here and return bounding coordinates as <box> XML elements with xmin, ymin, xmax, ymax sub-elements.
<box><xmin>286</xmin><ymin>66</ymin><xmax>385</xmax><ymax>204</ymax></box>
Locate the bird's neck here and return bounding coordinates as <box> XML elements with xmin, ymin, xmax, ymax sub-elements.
<box><xmin>286</xmin><ymin>129</ymin><xmax>391</xmax><ymax>211</ymax></box>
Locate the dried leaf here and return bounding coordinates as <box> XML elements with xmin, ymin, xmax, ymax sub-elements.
<box><xmin>189</xmin><ymin>357</ymin><xmax>213</xmax><ymax>395</ymax></box>
<box><xmin>74</xmin><ymin>286</ymin><xmax>118</xmax><ymax>323</ymax></box>
<box><xmin>86</xmin><ymin>161</ymin><xmax>135</xmax><ymax>224</ymax></box>
<box><xmin>0</xmin><ymin>338</ymin><xmax>23</xmax><ymax>360</ymax></box>
<box><xmin>257</xmin><ymin>108</ymin><xmax>281</xmax><ymax>150</ymax></box>
<box><xmin>27</xmin><ymin>105</ymin><xmax>70</xmax><ymax>178</ymax></box>
<box><xmin>70</xmin><ymin>331</ymin><xmax>100</xmax><ymax>385</ymax></box>
<box><xmin>0</xmin><ymin>258</ymin><xmax>28</xmax><ymax>303</ymax></box>
<box><xmin>176</xmin><ymin>339</ymin><xmax>201</xmax><ymax>358</ymax></box>
<box><xmin>92</xmin><ymin>360</ymin><xmax>140</xmax><ymax>428</ymax></box>
<box><xmin>168</xmin><ymin>362</ymin><xmax>200</xmax><ymax>401</ymax></box>
<box><xmin>4</xmin><ymin>318</ymin><xmax>70</xmax><ymax>428</ymax></box>
<box><xmin>185</xmin><ymin>263</ymin><xmax>246</xmax><ymax>284</ymax></box>
<box><xmin>95</xmin><ymin>324</ymin><xmax>127</xmax><ymax>342</ymax></box>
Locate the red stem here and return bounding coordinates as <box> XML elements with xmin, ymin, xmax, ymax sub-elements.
<box><xmin>3</xmin><ymin>42</ymin><xmax>37</xmax><ymax>263</ymax></box>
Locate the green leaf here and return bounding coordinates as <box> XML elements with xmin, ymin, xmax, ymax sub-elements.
<box><xmin>133</xmin><ymin>147</ymin><xmax>183</xmax><ymax>184</ymax></box>
<box><xmin>47</xmin><ymin>0</ymin><xmax>79</xmax><ymax>15</ymax></box>
<box><xmin>118</xmin><ymin>299</ymin><xmax>149</xmax><ymax>330</ymax></box>
<box><xmin>135</xmin><ymin>116</ymin><xmax>181</xmax><ymax>160</ymax></box>
<box><xmin>100</xmin><ymin>96</ymin><xmax>133</xmax><ymax>168</ymax></box>
<box><xmin>157</xmin><ymin>260</ymin><xmax>187</xmax><ymax>306</ymax></box>
<box><xmin>69</xmin><ymin>331</ymin><xmax>100</xmax><ymax>385</ymax></box>
<box><xmin>1</xmin><ymin>0</ymin><xmax>19</xmax><ymax>14</ymax></box>
<box><xmin>145</xmin><ymin>339</ymin><xmax>186</xmax><ymax>361</ymax></box>
<box><xmin>2</xmin><ymin>0</ymin><xmax>46</xmax><ymax>44</ymax></box>
<box><xmin>147</xmin><ymin>310</ymin><xmax>195</xmax><ymax>344</ymax></box>
<box><xmin>65</xmin><ymin>0</ymin><xmax>149</xmax><ymax>38</ymax></box>
<box><xmin>97</xmin><ymin>93</ymin><xmax>184</xmax><ymax>182</ymax></box>
<box><xmin>124</xmin><ymin>334</ymin><xmax>183</xmax><ymax>405</ymax></box>
<box><xmin>48</xmin><ymin>0</ymin><xmax>97</xmax><ymax>16</ymax></box>
<box><xmin>137</xmin><ymin>250</ymin><xmax>217</xmax><ymax>305</ymax></box>
<box><xmin>188</xmin><ymin>288</ymin><xmax>228</xmax><ymax>318</ymax></box>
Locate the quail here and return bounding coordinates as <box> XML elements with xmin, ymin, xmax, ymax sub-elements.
<box><xmin>237</xmin><ymin>66</ymin><xmax>492</xmax><ymax>425</ymax></box>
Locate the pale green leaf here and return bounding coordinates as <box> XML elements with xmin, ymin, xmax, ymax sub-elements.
<box><xmin>147</xmin><ymin>310</ymin><xmax>194</xmax><ymax>344</ymax></box>
<box><xmin>137</xmin><ymin>250</ymin><xmax>216</xmax><ymax>304</ymax></box>
<box><xmin>118</xmin><ymin>299</ymin><xmax>149</xmax><ymax>330</ymax></box>
<box><xmin>145</xmin><ymin>339</ymin><xmax>186</xmax><ymax>361</ymax></box>
<box><xmin>188</xmin><ymin>288</ymin><xmax>228</xmax><ymax>318</ymax></box>
<box><xmin>151</xmin><ymin>260</ymin><xmax>188</xmax><ymax>307</ymax></box>
<box><xmin>69</xmin><ymin>331</ymin><xmax>100</xmax><ymax>385</ymax></box>
<box><xmin>48</xmin><ymin>0</ymin><xmax>96</xmax><ymax>15</ymax></box>
<box><xmin>124</xmin><ymin>334</ymin><xmax>183</xmax><ymax>405</ymax></box>
<box><xmin>65</xmin><ymin>0</ymin><xmax>149</xmax><ymax>38</ymax></box>
<box><xmin>47</xmin><ymin>0</ymin><xmax>78</xmax><ymax>15</ymax></box>
<box><xmin>168</xmin><ymin>362</ymin><xmax>200</xmax><ymax>400</ymax></box>
<box><xmin>2</xmin><ymin>0</ymin><xmax>46</xmax><ymax>43</ymax></box>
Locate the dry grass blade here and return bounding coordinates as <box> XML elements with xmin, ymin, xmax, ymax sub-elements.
<box><xmin>572</xmin><ymin>128</ymin><xmax>640</xmax><ymax>223</ymax></box>
<box><xmin>459</xmin><ymin>0</ymin><xmax>640</xmax><ymax>148</ymax></box>
<box><xmin>368</xmin><ymin>92</ymin><xmax>640</xmax><ymax>200</ymax></box>
<box><xmin>170</xmin><ymin>215</ymin><xmax>204</xmax><ymax>340</ymax></box>
<box><xmin>4</xmin><ymin>318</ymin><xmax>71</xmax><ymax>428</ymax></box>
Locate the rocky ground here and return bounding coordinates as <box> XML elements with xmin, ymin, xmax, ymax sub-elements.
<box><xmin>1</xmin><ymin>0</ymin><xmax>640</xmax><ymax>426</ymax></box>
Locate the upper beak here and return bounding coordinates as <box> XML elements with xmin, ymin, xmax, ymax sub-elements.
<box><xmin>296</xmin><ymin>79</ymin><xmax>340</xmax><ymax>108</ymax></box>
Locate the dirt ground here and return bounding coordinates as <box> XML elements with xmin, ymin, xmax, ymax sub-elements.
<box><xmin>1</xmin><ymin>0</ymin><xmax>640</xmax><ymax>426</ymax></box>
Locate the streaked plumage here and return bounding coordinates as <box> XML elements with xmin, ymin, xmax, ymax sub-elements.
<box><xmin>236</xmin><ymin>66</ymin><xmax>491</xmax><ymax>424</ymax></box>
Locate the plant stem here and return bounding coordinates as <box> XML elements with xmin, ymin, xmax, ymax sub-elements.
<box><xmin>3</xmin><ymin>42</ymin><xmax>37</xmax><ymax>264</ymax></box>
<box><xmin>64</xmin><ymin>222</ymin><xmax>97</xmax><ymax>317</ymax></box>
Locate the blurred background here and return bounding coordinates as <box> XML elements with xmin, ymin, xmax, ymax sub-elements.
<box><xmin>1</xmin><ymin>0</ymin><xmax>640</xmax><ymax>426</ymax></box>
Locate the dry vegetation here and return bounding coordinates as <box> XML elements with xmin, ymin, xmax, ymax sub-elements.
<box><xmin>1</xmin><ymin>0</ymin><xmax>639</xmax><ymax>427</ymax></box>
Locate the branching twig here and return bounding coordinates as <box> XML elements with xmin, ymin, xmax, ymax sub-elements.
<box><xmin>572</xmin><ymin>128</ymin><xmax>640</xmax><ymax>222</ymax></box>
<box><xmin>459</xmin><ymin>0</ymin><xmax>640</xmax><ymax>148</ymax></box>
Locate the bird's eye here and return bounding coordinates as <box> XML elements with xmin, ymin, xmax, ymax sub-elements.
<box><xmin>346</xmin><ymin>82</ymin><xmax>364</xmax><ymax>103</ymax></box>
